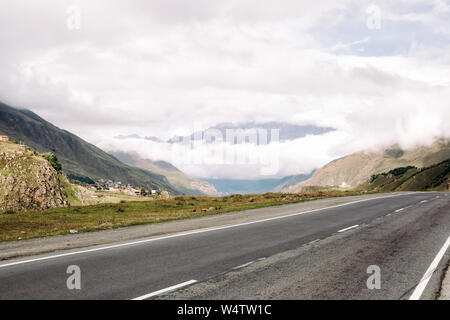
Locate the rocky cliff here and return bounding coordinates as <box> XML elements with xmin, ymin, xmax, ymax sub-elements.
<box><xmin>0</xmin><ymin>142</ymin><xmax>68</xmax><ymax>212</ymax></box>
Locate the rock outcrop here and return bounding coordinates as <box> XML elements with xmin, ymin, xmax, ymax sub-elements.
<box><xmin>0</xmin><ymin>142</ymin><xmax>68</xmax><ymax>212</ymax></box>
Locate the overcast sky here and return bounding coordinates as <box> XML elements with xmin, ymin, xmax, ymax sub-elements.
<box><xmin>1</xmin><ymin>0</ymin><xmax>450</xmax><ymax>179</ymax></box>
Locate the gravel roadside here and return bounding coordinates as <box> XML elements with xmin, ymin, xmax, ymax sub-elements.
<box><xmin>439</xmin><ymin>264</ymin><xmax>450</xmax><ymax>300</ymax></box>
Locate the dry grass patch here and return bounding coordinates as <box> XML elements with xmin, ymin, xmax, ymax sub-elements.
<box><xmin>0</xmin><ymin>190</ymin><xmax>373</xmax><ymax>242</ymax></box>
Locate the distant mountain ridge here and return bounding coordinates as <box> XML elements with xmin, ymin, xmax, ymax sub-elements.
<box><xmin>206</xmin><ymin>172</ymin><xmax>312</xmax><ymax>195</ymax></box>
<box><xmin>0</xmin><ymin>102</ymin><xmax>178</xmax><ymax>193</ymax></box>
<box><xmin>111</xmin><ymin>151</ymin><xmax>218</xmax><ymax>195</ymax></box>
<box><xmin>283</xmin><ymin>138</ymin><xmax>450</xmax><ymax>192</ymax></box>
<box><xmin>168</xmin><ymin>122</ymin><xmax>335</xmax><ymax>145</ymax></box>
<box><xmin>115</xmin><ymin>122</ymin><xmax>335</xmax><ymax>145</ymax></box>
<box><xmin>270</xmin><ymin>172</ymin><xmax>315</xmax><ymax>192</ymax></box>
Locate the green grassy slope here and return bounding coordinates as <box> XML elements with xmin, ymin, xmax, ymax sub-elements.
<box><xmin>0</xmin><ymin>102</ymin><xmax>178</xmax><ymax>193</ymax></box>
<box><xmin>1</xmin><ymin>189</ymin><xmax>369</xmax><ymax>242</ymax></box>
<box><xmin>359</xmin><ymin>159</ymin><xmax>450</xmax><ymax>192</ymax></box>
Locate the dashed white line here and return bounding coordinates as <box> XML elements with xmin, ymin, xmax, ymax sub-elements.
<box><xmin>0</xmin><ymin>193</ymin><xmax>415</xmax><ymax>269</ymax></box>
<box><xmin>132</xmin><ymin>280</ymin><xmax>197</xmax><ymax>300</ymax></box>
<box><xmin>395</xmin><ymin>208</ymin><xmax>405</xmax><ymax>213</ymax></box>
<box><xmin>409</xmin><ymin>235</ymin><xmax>450</xmax><ymax>300</ymax></box>
<box><xmin>420</xmin><ymin>200</ymin><xmax>428</xmax><ymax>204</ymax></box>
<box><xmin>338</xmin><ymin>225</ymin><xmax>359</xmax><ymax>233</ymax></box>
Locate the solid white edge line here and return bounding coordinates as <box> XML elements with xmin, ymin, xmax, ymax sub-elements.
<box><xmin>0</xmin><ymin>192</ymin><xmax>421</xmax><ymax>269</ymax></box>
<box><xmin>338</xmin><ymin>225</ymin><xmax>359</xmax><ymax>233</ymax></box>
<box><xmin>395</xmin><ymin>208</ymin><xmax>405</xmax><ymax>213</ymax></box>
<box><xmin>232</xmin><ymin>261</ymin><xmax>255</xmax><ymax>270</ymax></box>
<box><xmin>409</xmin><ymin>235</ymin><xmax>450</xmax><ymax>300</ymax></box>
<box><xmin>132</xmin><ymin>280</ymin><xmax>197</xmax><ymax>300</ymax></box>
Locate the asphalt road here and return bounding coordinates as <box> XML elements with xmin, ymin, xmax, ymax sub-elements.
<box><xmin>0</xmin><ymin>192</ymin><xmax>449</xmax><ymax>300</ymax></box>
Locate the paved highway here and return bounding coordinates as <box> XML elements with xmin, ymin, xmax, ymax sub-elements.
<box><xmin>0</xmin><ymin>192</ymin><xmax>449</xmax><ymax>300</ymax></box>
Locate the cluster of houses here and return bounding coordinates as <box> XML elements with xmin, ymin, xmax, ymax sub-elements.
<box><xmin>96</xmin><ymin>179</ymin><xmax>159</xmax><ymax>196</ymax></box>
<box><xmin>0</xmin><ymin>135</ymin><xmax>9</xmax><ymax>142</ymax></box>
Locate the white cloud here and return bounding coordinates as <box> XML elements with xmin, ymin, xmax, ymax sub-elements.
<box><xmin>0</xmin><ymin>0</ymin><xmax>449</xmax><ymax>178</ymax></box>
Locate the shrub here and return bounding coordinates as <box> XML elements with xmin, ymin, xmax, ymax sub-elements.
<box><xmin>41</xmin><ymin>152</ymin><xmax>62</xmax><ymax>173</ymax></box>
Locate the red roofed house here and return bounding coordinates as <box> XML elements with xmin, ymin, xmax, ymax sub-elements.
<box><xmin>0</xmin><ymin>135</ymin><xmax>9</xmax><ymax>142</ymax></box>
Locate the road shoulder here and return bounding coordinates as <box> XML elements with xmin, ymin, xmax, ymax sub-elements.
<box><xmin>439</xmin><ymin>263</ymin><xmax>450</xmax><ymax>300</ymax></box>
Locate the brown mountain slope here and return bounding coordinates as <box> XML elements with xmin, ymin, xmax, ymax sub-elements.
<box><xmin>111</xmin><ymin>151</ymin><xmax>218</xmax><ymax>196</ymax></box>
<box><xmin>283</xmin><ymin>138</ymin><xmax>450</xmax><ymax>192</ymax></box>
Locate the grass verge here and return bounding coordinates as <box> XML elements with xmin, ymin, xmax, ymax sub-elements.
<box><xmin>0</xmin><ymin>190</ymin><xmax>374</xmax><ymax>242</ymax></box>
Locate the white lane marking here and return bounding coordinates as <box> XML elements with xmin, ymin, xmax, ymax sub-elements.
<box><xmin>395</xmin><ymin>208</ymin><xmax>405</xmax><ymax>213</ymax></box>
<box><xmin>232</xmin><ymin>261</ymin><xmax>255</xmax><ymax>270</ymax></box>
<box><xmin>420</xmin><ymin>200</ymin><xmax>428</xmax><ymax>204</ymax></box>
<box><xmin>232</xmin><ymin>257</ymin><xmax>266</xmax><ymax>270</ymax></box>
<box><xmin>308</xmin><ymin>239</ymin><xmax>321</xmax><ymax>245</ymax></box>
<box><xmin>338</xmin><ymin>225</ymin><xmax>359</xmax><ymax>233</ymax></box>
<box><xmin>409</xmin><ymin>235</ymin><xmax>450</xmax><ymax>300</ymax></box>
<box><xmin>0</xmin><ymin>192</ymin><xmax>418</xmax><ymax>269</ymax></box>
<box><xmin>132</xmin><ymin>280</ymin><xmax>197</xmax><ymax>300</ymax></box>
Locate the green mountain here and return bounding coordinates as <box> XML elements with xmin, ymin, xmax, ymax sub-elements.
<box><xmin>111</xmin><ymin>151</ymin><xmax>218</xmax><ymax>195</ymax></box>
<box><xmin>359</xmin><ymin>159</ymin><xmax>450</xmax><ymax>192</ymax></box>
<box><xmin>0</xmin><ymin>102</ymin><xmax>177</xmax><ymax>193</ymax></box>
